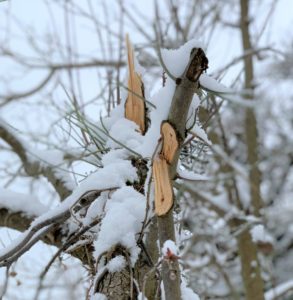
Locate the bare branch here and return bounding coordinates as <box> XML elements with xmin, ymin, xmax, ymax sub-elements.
<box><xmin>0</xmin><ymin>122</ymin><xmax>72</xmax><ymax>199</ymax></box>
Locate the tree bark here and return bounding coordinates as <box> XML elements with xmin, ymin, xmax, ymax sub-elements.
<box><xmin>156</xmin><ymin>48</ymin><xmax>208</xmax><ymax>300</ymax></box>
<box><xmin>239</xmin><ymin>0</ymin><xmax>264</xmax><ymax>299</ymax></box>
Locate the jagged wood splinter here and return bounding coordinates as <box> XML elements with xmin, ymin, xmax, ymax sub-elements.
<box><xmin>125</xmin><ymin>34</ymin><xmax>146</xmax><ymax>134</ymax></box>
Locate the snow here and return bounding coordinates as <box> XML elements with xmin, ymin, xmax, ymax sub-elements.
<box><xmin>200</xmin><ymin>74</ymin><xmax>230</xmax><ymax>94</ymax></box>
<box><xmin>161</xmin><ymin>41</ymin><xmax>254</xmax><ymax>108</ymax></box>
<box><xmin>186</xmin><ymin>95</ymin><xmax>200</xmax><ymax>129</ymax></box>
<box><xmin>265</xmin><ymin>279</ymin><xmax>293</xmax><ymax>300</ymax></box>
<box><xmin>0</xmin><ymin>152</ymin><xmax>138</xmax><ymax>259</ymax></box>
<box><xmin>107</xmin><ymin>255</ymin><xmax>126</xmax><ymax>273</ymax></box>
<box><xmin>161</xmin><ymin>38</ymin><xmax>203</xmax><ymax>77</ymax></box>
<box><xmin>136</xmin><ymin>77</ymin><xmax>175</xmax><ymax>157</ymax></box>
<box><xmin>94</xmin><ymin>186</ymin><xmax>146</xmax><ymax>265</ymax></box>
<box><xmin>0</xmin><ymin>188</ymin><xmax>47</xmax><ymax>216</ymax></box>
<box><xmin>251</xmin><ymin>260</ymin><xmax>257</xmax><ymax>268</ymax></box>
<box><xmin>82</xmin><ymin>192</ymin><xmax>108</xmax><ymax>226</ymax></box>
<box><xmin>0</xmin><ymin>225</ymin><xmax>49</xmax><ymax>258</ymax></box>
<box><xmin>211</xmin><ymin>144</ymin><xmax>248</xmax><ymax>178</ymax></box>
<box><xmin>162</xmin><ymin>240</ymin><xmax>178</xmax><ymax>257</ymax></box>
<box><xmin>200</xmin><ymin>74</ymin><xmax>255</xmax><ymax>108</ymax></box>
<box><xmin>137</xmin><ymin>292</ymin><xmax>148</xmax><ymax>300</ymax></box>
<box><xmin>191</xmin><ymin>187</ymin><xmax>236</xmax><ymax>213</ymax></box>
<box><xmin>192</xmin><ymin>125</ymin><xmax>210</xmax><ymax>144</ymax></box>
<box><xmin>103</xmin><ymin>64</ymin><xmax>179</xmax><ymax>159</ymax></box>
<box><xmin>177</xmin><ymin>168</ymin><xmax>210</xmax><ymax>181</ymax></box>
<box><xmin>0</xmin><ymin>118</ymin><xmax>77</xmax><ymax>190</ymax></box>
<box><xmin>106</xmin><ymin>118</ymin><xmax>143</xmax><ymax>150</ymax></box>
<box><xmin>31</xmin><ymin>156</ymin><xmax>137</xmax><ymax>227</ymax></box>
<box><xmin>28</xmin><ymin>148</ymin><xmax>76</xmax><ymax>191</ymax></box>
<box><xmin>91</xmin><ymin>293</ymin><xmax>108</xmax><ymax>300</ymax></box>
<box><xmin>186</xmin><ymin>255</ymin><xmax>210</xmax><ymax>269</ymax></box>
<box><xmin>115</xmin><ymin>39</ymin><xmax>207</xmax><ymax>160</ymax></box>
<box><xmin>122</xmin><ymin>40</ymin><xmax>211</xmax><ymax>160</ymax></box>
<box><xmin>101</xmin><ymin>148</ymin><xmax>129</xmax><ymax>165</ymax></box>
<box><xmin>181</xmin><ymin>280</ymin><xmax>200</xmax><ymax>300</ymax></box>
<box><xmin>0</xmin><ymin>120</ymin><xmax>77</xmax><ymax>194</ymax></box>
<box><xmin>29</xmin><ymin>149</ymin><xmax>63</xmax><ymax>166</ymax></box>
<box><xmin>102</xmin><ymin>91</ymin><xmax>127</xmax><ymax>130</ymax></box>
<box><xmin>212</xmin><ymin>218</ymin><xmax>226</xmax><ymax>230</ymax></box>
<box><xmin>133</xmin><ymin>48</ymin><xmax>146</xmax><ymax>76</ymax></box>
<box><xmin>250</xmin><ymin>225</ymin><xmax>274</xmax><ymax>244</ymax></box>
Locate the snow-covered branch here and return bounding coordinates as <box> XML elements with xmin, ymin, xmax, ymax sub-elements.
<box><xmin>0</xmin><ymin>189</ymin><xmax>107</xmax><ymax>267</ymax></box>
<box><xmin>0</xmin><ymin>206</ymin><xmax>97</xmax><ymax>266</ymax></box>
<box><xmin>0</xmin><ymin>120</ymin><xmax>73</xmax><ymax>200</ymax></box>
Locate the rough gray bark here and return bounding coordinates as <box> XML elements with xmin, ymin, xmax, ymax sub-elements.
<box><xmin>135</xmin><ymin>217</ymin><xmax>160</xmax><ymax>299</ymax></box>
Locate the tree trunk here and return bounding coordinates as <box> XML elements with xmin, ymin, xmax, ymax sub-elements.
<box><xmin>239</xmin><ymin>0</ymin><xmax>264</xmax><ymax>299</ymax></box>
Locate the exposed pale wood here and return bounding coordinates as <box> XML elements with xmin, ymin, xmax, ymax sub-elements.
<box><xmin>161</xmin><ymin>122</ymin><xmax>179</xmax><ymax>164</ymax></box>
<box><xmin>153</xmin><ymin>157</ymin><xmax>173</xmax><ymax>216</ymax></box>
<box><xmin>125</xmin><ymin>34</ymin><xmax>146</xmax><ymax>134</ymax></box>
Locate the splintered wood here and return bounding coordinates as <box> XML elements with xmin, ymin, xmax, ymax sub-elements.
<box><xmin>125</xmin><ymin>35</ymin><xmax>146</xmax><ymax>134</ymax></box>
<box><xmin>161</xmin><ymin>122</ymin><xmax>179</xmax><ymax>164</ymax></box>
<box><xmin>153</xmin><ymin>157</ymin><xmax>173</xmax><ymax>216</ymax></box>
<box><xmin>153</xmin><ymin>122</ymin><xmax>179</xmax><ymax>216</ymax></box>
<box><xmin>124</xmin><ymin>36</ymin><xmax>178</xmax><ymax>216</ymax></box>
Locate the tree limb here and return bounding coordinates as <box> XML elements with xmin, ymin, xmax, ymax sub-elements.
<box><xmin>0</xmin><ymin>208</ymin><xmax>85</xmax><ymax>264</ymax></box>
<box><xmin>156</xmin><ymin>48</ymin><xmax>208</xmax><ymax>300</ymax></box>
<box><xmin>0</xmin><ymin>123</ymin><xmax>72</xmax><ymax>200</ymax></box>
<box><xmin>0</xmin><ymin>189</ymin><xmax>103</xmax><ymax>266</ymax></box>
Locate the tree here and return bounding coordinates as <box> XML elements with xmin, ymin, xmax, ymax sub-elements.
<box><xmin>1</xmin><ymin>1</ymin><xmax>293</xmax><ymax>299</ymax></box>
